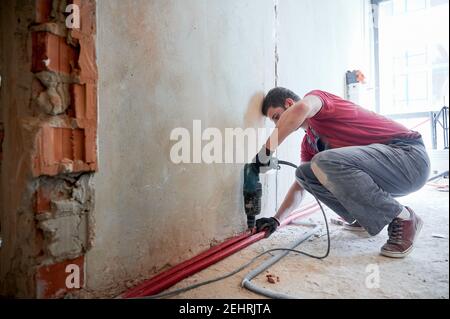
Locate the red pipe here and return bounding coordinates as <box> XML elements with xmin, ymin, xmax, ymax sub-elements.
<box><xmin>136</xmin><ymin>232</ymin><xmax>267</xmax><ymax>296</ymax></box>
<box><xmin>134</xmin><ymin>205</ymin><xmax>319</xmax><ymax>297</ymax></box>
<box><xmin>122</xmin><ymin>232</ymin><xmax>251</xmax><ymax>298</ymax></box>
<box><xmin>123</xmin><ymin>202</ymin><xmax>318</xmax><ymax>298</ymax></box>
<box><xmin>123</xmin><ymin>203</ymin><xmax>319</xmax><ymax>298</ymax></box>
<box><xmin>281</xmin><ymin>203</ymin><xmax>319</xmax><ymax>226</ymax></box>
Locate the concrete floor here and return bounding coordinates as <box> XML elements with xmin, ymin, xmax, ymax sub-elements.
<box><xmin>164</xmin><ymin>183</ymin><xmax>449</xmax><ymax>299</ymax></box>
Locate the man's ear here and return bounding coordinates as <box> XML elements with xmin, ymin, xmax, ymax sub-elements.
<box><xmin>284</xmin><ymin>98</ymin><xmax>295</xmax><ymax>109</ymax></box>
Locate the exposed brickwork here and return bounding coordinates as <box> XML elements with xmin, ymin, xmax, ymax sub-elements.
<box><xmin>72</xmin><ymin>0</ymin><xmax>96</xmax><ymax>36</ymax></box>
<box><xmin>31</xmin><ymin>0</ymin><xmax>98</xmax><ymax>177</ymax></box>
<box><xmin>1</xmin><ymin>0</ymin><xmax>96</xmax><ymax>299</ymax></box>
<box><xmin>71</xmin><ymin>83</ymin><xmax>97</xmax><ymax>121</ymax></box>
<box><xmin>35</xmin><ymin>0</ymin><xmax>53</xmax><ymax>24</ymax></box>
<box><xmin>35</xmin><ymin>186</ymin><xmax>52</xmax><ymax>214</ymax></box>
<box><xmin>36</xmin><ymin>256</ymin><xmax>84</xmax><ymax>298</ymax></box>
<box><xmin>30</xmin><ymin>0</ymin><xmax>97</xmax><ymax>298</ymax></box>
<box><xmin>32</xmin><ymin>124</ymin><xmax>96</xmax><ymax>177</ymax></box>
<box><xmin>32</xmin><ymin>31</ymin><xmax>78</xmax><ymax>74</ymax></box>
<box><xmin>33</xmin><ymin>173</ymin><xmax>94</xmax><ymax>263</ymax></box>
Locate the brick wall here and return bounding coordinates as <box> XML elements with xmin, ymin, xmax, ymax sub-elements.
<box><xmin>31</xmin><ymin>0</ymin><xmax>97</xmax><ymax>299</ymax></box>
<box><xmin>31</xmin><ymin>0</ymin><xmax>97</xmax><ymax>177</ymax></box>
<box><xmin>0</xmin><ymin>0</ymin><xmax>97</xmax><ymax>298</ymax></box>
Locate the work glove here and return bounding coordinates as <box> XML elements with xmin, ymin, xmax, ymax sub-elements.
<box><xmin>256</xmin><ymin>217</ymin><xmax>281</xmax><ymax>238</ymax></box>
<box><xmin>253</xmin><ymin>147</ymin><xmax>278</xmax><ymax>174</ymax></box>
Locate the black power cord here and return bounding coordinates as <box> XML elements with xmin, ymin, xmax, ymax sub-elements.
<box><xmin>140</xmin><ymin>160</ymin><xmax>331</xmax><ymax>299</ymax></box>
<box><xmin>277</xmin><ymin>160</ymin><xmax>331</xmax><ymax>260</ymax></box>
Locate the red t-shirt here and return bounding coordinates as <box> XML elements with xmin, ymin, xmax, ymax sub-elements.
<box><xmin>300</xmin><ymin>90</ymin><xmax>421</xmax><ymax>162</ymax></box>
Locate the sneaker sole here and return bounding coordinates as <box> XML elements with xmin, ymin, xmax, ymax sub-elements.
<box><xmin>343</xmin><ymin>225</ymin><xmax>367</xmax><ymax>232</ymax></box>
<box><xmin>380</xmin><ymin>217</ymin><xmax>424</xmax><ymax>258</ymax></box>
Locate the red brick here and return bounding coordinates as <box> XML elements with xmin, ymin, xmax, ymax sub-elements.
<box><xmin>36</xmin><ymin>256</ymin><xmax>84</xmax><ymax>299</ymax></box>
<box><xmin>70</xmin><ymin>0</ymin><xmax>96</xmax><ymax>36</ymax></box>
<box><xmin>33</xmin><ymin>124</ymin><xmax>97</xmax><ymax>176</ymax></box>
<box><xmin>32</xmin><ymin>32</ymin><xmax>78</xmax><ymax>74</ymax></box>
<box><xmin>31</xmin><ymin>0</ymin><xmax>97</xmax><ymax>177</ymax></box>
<box><xmin>76</xmin><ymin>37</ymin><xmax>97</xmax><ymax>83</ymax></box>
<box><xmin>68</xmin><ymin>1</ymin><xmax>98</xmax><ymax>83</ymax></box>
<box><xmin>31</xmin><ymin>77</ymin><xmax>46</xmax><ymax>100</ymax></box>
<box><xmin>36</xmin><ymin>0</ymin><xmax>53</xmax><ymax>24</ymax></box>
<box><xmin>72</xmin><ymin>129</ymin><xmax>85</xmax><ymax>160</ymax></box>
<box><xmin>62</xmin><ymin>128</ymin><xmax>73</xmax><ymax>160</ymax></box>
<box><xmin>70</xmin><ymin>83</ymin><xmax>97</xmax><ymax>120</ymax></box>
<box><xmin>35</xmin><ymin>229</ymin><xmax>46</xmax><ymax>258</ymax></box>
<box><xmin>34</xmin><ymin>187</ymin><xmax>51</xmax><ymax>214</ymax></box>
<box><xmin>84</xmin><ymin>127</ymin><xmax>96</xmax><ymax>164</ymax></box>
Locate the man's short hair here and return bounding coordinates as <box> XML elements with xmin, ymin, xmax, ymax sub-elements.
<box><xmin>262</xmin><ymin>87</ymin><xmax>301</xmax><ymax>116</ymax></box>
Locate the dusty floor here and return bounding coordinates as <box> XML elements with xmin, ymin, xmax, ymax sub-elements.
<box><xmin>162</xmin><ymin>183</ymin><xmax>449</xmax><ymax>299</ymax></box>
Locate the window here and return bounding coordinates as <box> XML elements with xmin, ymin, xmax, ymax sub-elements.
<box><xmin>431</xmin><ymin>0</ymin><xmax>449</xmax><ymax>6</ymax></box>
<box><xmin>377</xmin><ymin>0</ymin><xmax>449</xmax><ymax>114</ymax></box>
<box><xmin>388</xmin><ymin>0</ymin><xmax>428</xmax><ymax>14</ymax></box>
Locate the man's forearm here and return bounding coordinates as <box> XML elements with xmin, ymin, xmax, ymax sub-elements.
<box><xmin>274</xmin><ymin>182</ymin><xmax>305</xmax><ymax>222</ymax></box>
<box><xmin>265</xmin><ymin>102</ymin><xmax>309</xmax><ymax>152</ymax></box>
